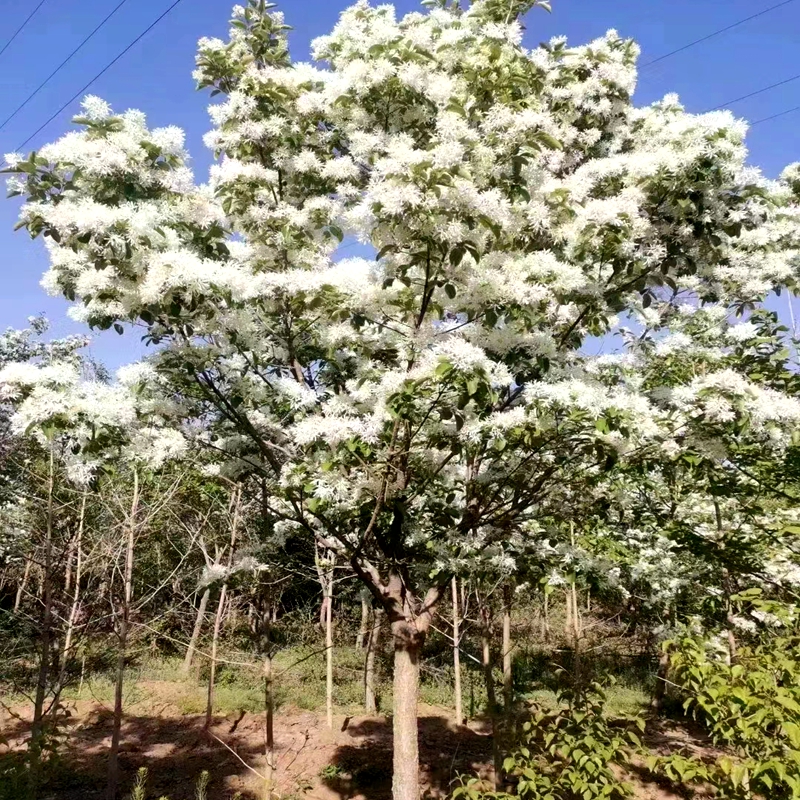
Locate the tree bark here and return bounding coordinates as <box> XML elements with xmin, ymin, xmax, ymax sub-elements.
<box><xmin>107</xmin><ymin>468</ymin><xmax>140</xmax><ymax>800</ymax></box>
<box><xmin>364</xmin><ymin>606</ymin><xmax>382</xmax><ymax>714</ymax></box>
<box><xmin>13</xmin><ymin>556</ymin><xmax>32</xmax><ymax>613</ymax></box>
<box><xmin>325</xmin><ymin>569</ymin><xmax>334</xmax><ymax>730</ymax></box>
<box><xmin>263</xmin><ymin>624</ymin><xmax>275</xmax><ymax>800</ymax></box>
<box><xmin>29</xmin><ymin>444</ymin><xmax>56</xmax><ymax>797</ymax></box>
<box><xmin>357</xmin><ymin>592</ymin><xmax>370</xmax><ymax>649</ymax></box>
<box><xmin>183</xmin><ymin>587</ymin><xmax>211</xmax><ymax>675</ymax></box>
<box><xmin>205</xmin><ymin>583</ymin><xmax>228</xmax><ymax>729</ymax></box>
<box><xmin>452</xmin><ymin>577</ymin><xmax>463</xmax><ymax>724</ymax></box>
<box><xmin>205</xmin><ymin>487</ymin><xmax>241</xmax><ymax>729</ymax></box>
<box><xmin>391</xmin><ymin>618</ymin><xmax>423</xmax><ymax>800</ymax></box>
<box><xmin>542</xmin><ymin>590</ymin><xmax>550</xmax><ymax>643</ymax></box>
<box><xmin>62</xmin><ymin>491</ymin><xmax>87</xmax><ymax>682</ymax></box>
<box><xmin>570</xmin><ymin>580</ymin><xmax>582</xmax><ymax>681</ymax></box>
<box><xmin>502</xmin><ymin>584</ymin><xmax>513</xmax><ymax>714</ymax></box>
<box><xmin>480</xmin><ymin>602</ymin><xmax>501</xmax><ymax>789</ymax></box>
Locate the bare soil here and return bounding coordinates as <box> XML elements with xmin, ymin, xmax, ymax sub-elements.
<box><xmin>0</xmin><ymin>688</ymin><xmax>704</xmax><ymax>800</ymax></box>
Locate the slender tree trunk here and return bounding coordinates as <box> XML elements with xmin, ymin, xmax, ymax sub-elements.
<box><xmin>480</xmin><ymin>602</ymin><xmax>501</xmax><ymax>789</ymax></box>
<box><xmin>29</xmin><ymin>444</ymin><xmax>56</xmax><ymax>797</ymax></box>
<box><xmin>263</xmin><ymin>623</ymin><xmax>275</xmax><ymax>800</ymax></box>
<box><xmin>205</xmin><ymin>583</ymin><xmax>228</xmax><ymax>729</ymax></box>
<box><xmin>452</xmin><ymin>577</ymin><xmax>463</xmax><ymax>725</ymax></box>
<box><xmin>107</xmin><ymin>468</ymin><xmax>140</xmax><ymax>800</ymax></box>
<box><xmin>183</xmin><ymin>587</ymin><xmax>211</xmax><ymax>675</ymax></box>
<box><xmin>364</xmin><ymin>606</ymin><xmax>382</xmax><ymax>714</ymax></box>
<box><xmin>325</xmin><ymin>572</ymin><xmax>334</xmax><ymax>730</ymax></box>
<box><xmin>62</xmin><ymin>492</ymin><xmax>87</xmax><ymax>679</ymax></box>
<box><xmin>13</xmin><ymin>556</ymin><xmax>32</xmax><ymax>613</ymax></box>
<box><xmin>502</xmin><ymin>585</ymin><xmax>513</xmax><ymax>714</ymax></box>
<box><xmin>542</xmin><ymin>590</ymin><xmax>550</xmax><ymax>643</ymax></box>
<box><xmin>316</xmin><ymin>549</ymin><xmax>335</xmax><ymax>730</ymax></box>
<box><xmin>357</xmin><ymin>593</ymin><xmax>370</xmax><ymax>649</ymax></box>
<box><xmin>205</xmin><ymin>487</ymin><xmax>241</xmax><ymax>729</ymax></box>
<box><xmin>570</xmin><ymin>580</ymin><xmax>582</xmax><ymax>681</ymax></box>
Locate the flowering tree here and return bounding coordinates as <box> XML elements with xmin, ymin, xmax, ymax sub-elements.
<box><xmin>0</xmin><ymin>354</ymin><xmax>186</xmax><ymax>796</ymax></box>
<box><xmin>6</xmin><ymin>0</ymin><xmax>800</xmax><ymax>796</ymax></box>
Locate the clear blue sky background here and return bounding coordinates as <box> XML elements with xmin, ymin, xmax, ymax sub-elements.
<box><xmin>0</xmin><ymin>0</ymin><xmax>798</xmax><ymax>367</ymax></box>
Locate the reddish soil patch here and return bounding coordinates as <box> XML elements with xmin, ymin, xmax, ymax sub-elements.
<box><xmin>0</xmin><ymin>700</ymin><xmax>698</xmax><ymax>800</ymax></box>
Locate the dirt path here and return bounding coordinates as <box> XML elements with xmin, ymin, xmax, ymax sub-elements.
<box><xmin>0</xmin><ymin>698</ymin><xmax>693</xmax><ymax>800</ymax></box>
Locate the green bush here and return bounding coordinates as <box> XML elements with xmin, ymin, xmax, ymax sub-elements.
<box><xmin>649</xmin><ymin>618</ymin><xmax>800</xmax><ymax>799</ymax></box>
<box><xmin>453</xmin><ymin>679</ymin><xmax>643</xmax><ymax>800</ymax></box>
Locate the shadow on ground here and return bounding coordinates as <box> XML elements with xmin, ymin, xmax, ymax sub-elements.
<box><xmin>0</xmin><ymin>703</ymin><xmax>495</xmax><ymax>800</ymax></box>
<box><xmin>321</xmin><ymin>714</ymin><xmax>493</xmax><ymax>800</ymax></box>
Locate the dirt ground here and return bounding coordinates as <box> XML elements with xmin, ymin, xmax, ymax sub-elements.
<box><xmin>0</xmin><ymin>689</ymin><xmax>701</xmax><ymax>800</ymax></box>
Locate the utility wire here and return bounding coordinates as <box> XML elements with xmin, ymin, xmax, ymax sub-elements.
<box><xmin>641</xmin><ymin>0</ymin><xmax>797</xmax><ymax>68</ymax></box>
<box><xmin>751</xmin><ymin>104</ymin><xmax>800</xmax><ymax>125</ymax></box>
<box><xmin>0</xmin><ymin>0</ymin><xmax>48</xmax><ymax>60</ymax></box>
<box><xmin>0</xmin><ymin>0</ymin><xmax>131</xmax><ymax>134</ymax></box>
<box><xmin>15</xmin><ymin>0</ymin><xmax>185</xmax><ymax>152</ymax></box>
<box><xmin>706</xmin><ymin>73</ymin><xmax>800</xmax><ymax>112</ymax></box>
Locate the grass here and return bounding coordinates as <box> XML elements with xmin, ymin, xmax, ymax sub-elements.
<box><xmin>3</xmin><ymin>640</ymin><xmax>650</xmax><ymax>723</ymax></box>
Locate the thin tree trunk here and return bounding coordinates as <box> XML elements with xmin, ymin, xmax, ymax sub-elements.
<box><xmin>325</xmin><ymin>571</ymin><xmax>334</xmax><ymax>730</ymax></box>
<box><xmin>452</xmin><ymin>577</ymin><xmax>463</xmax><ymax>724</ymax></box>
<box><xmin>364</xmin><ymin>606</ymin><xmax>382</xmax><ymax>714</ymax></box>
<box><xmin>183</xmin><ymin>587</ymin><xmax>211</xmax><ymax>675</ymax></box>
<box><xmin>391</xmin><ymin>619</ymin><xmax>423</xmax><ymax>800</ymax></box>
<box><xmin>263</xmin><ymin>624</ymin><xmax>275</xmax><ymax>800</ymax></box>
<box><xmin>205</xmin><ymin>487</ymin><xmax>241</xmax><ymax>729</ymax></box>
<box><xmin>570</xmin><ymin>580</ymin><xmax>582</xmax><ymax>681</ymax></box>
<box><xmin>107</xmin><ymin>467</ymin><xmax>141</xmax><ymax>800</ymax></box>
<box><xmin>62</xmin><ymin>492</ymin><xmax>87</xmax><ymax>679</ymax></box>
<box><xmin>480</xmin><ymin>602</ymin><xmax>501</xmax><ymax>789</ymax></box>
<box><xmin>502</xmin><ymin>584</ymin><xmax>513</xmax><ymax>714</ymax></box>
<box><xmin>29</xmin><ymin>444</ymin><xmax>56</xmax><ymax>796</ymax></box>
<box><xmin>542</xmin><ymin>590</ymin><xmax>550</xmax><ymax>643</ymax></box>
<box><xmin>205</xmin><ymin>583</ymin><xmax>228</xmax><ymax>729</ymax></box>
<box><xmin>357</xmin><ymin>593</ymin><xmax>370</xmax><ymax>649</ymax></box>
<box><xmin>13</xmin><ymin>556</ymin><xmax>32</xmax><ymax>613</ymax></box>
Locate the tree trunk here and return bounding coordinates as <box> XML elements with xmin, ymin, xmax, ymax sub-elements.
<box><xmin>263</xmin><ymin>635</ymin><xmax>275</xmax><ymax>799</ymax></box>
<box><xmin>62</xmin><ymin>492</ymin><xmax>87</xmax><ymax>681</ymax></box>
<box><xmin>325</xmin><ymin>573</ymin><xmax>334</xmax><ymax>730</ymax></box>
<box><xmin>651</xmin><ymin>646</ymin><xmax>670</xmax><ymax>712</ymax></box>
<box><xmin>502</xmin><ymin>584</ymin><xmax>513</xmax><ymax>714</ymax></box>
<box><xmin>205</xmin><ymin>583</ymin><xmax>228</xmax><ymax>729</ymax></box>
<box><xmin>357</xmin><ymin>593</ymin><xmax>370</xmax><ymax>649</ymax></box>
<box><xmin>13</xmin><ymin>556</ymin><xmax>32</xmax><ymax>613</ymax></box>
<box><xmin>452</xmin><ymin>577</ymin><xmax>463</xmax><ymax>724</ymax></box>
<box><xmin>542</xmin><ymin>590</ymin><xmax>550</xmax><ymax>643</ymax></box>
<box><xmin>205</xmin><ymin>487</ymin><xmax>241</xmax><ymax>729</ymax></box>
<box><xmin>570</xmin><ymin>580</ymin><xmax>582</xmax><ymax>681</ymax></box>
<box><xmin>183</xmin><ymin>587</ymin><xmax>211</xmax><ymax>675</ymax></box>
<box><xmin>391</xmin><ymin>619</ymin><xmax>423</xmax><ymax>800</ymax></box>
<box><xmin>364</xmin><ymin>606</ymin><xmax>382</xmax><ymax>714</ymax></box>
<box><xmin>29</xmin><ymin>444</ymin><xmax>56</xmax><ymax>797</ymax></box>
<box><xmin>107</xmin><ymin>468</ymin><xmax>140</xmax><ymax>800</ymax></box>
<box><xmin>480</xmin><ymin>602</ymin><xmax>501</xmax><ymax>789</ymax></box>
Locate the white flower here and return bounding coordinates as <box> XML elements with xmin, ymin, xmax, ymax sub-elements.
<box><xmin>81</xmin><ymin>95</ymin><xmax>112</xmax><ymax>121</ymax></box>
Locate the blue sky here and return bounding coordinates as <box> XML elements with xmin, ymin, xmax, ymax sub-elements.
<box><xmin>0</xmin><ymin>0</ymin><xmax>798</xmax><ymax>367</ymax></box>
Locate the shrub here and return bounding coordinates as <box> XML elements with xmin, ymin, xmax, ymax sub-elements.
<box><xmin>453</xmin><ymin>679</ymin><xmax>643</xmax><ymax>800</ymax></box>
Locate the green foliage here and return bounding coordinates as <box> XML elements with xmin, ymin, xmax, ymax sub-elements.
<box><xmin>649</xmin><ymin>622</ymin><xmax>800</xmax><ymax>799</ymax></box>
<box><xmin>125</xmin><ymin>766</ymin><xmax>210</xmax><ymax>800</ymax></box>
<box><xmin>454</xmin><ymin>680</ymin><xmax>643</xmax><ymax>800</ymax></box>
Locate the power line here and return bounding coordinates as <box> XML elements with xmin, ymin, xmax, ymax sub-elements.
<box><xmin>641</xmin><ymin>0</ymin><xmax>797</xmax><ymax>68</ymax></box>
<box><xmin>706</xmin><ymin>73</ymin><xmax>800</xmax><ymax>112</ymax></box>
<box><xmin>15</xmin><ymin>0</ymin><xmax>185</xmax><ymax>152</ymax></box>
<box><xmin>0</xmin><ymin>0</ymin><xmax>131</xmax><ymax>134</ymax></box>
<box><xmin>751</xmin><ymin>104</ymin><xmax>800</xmax><ymax>125</ymax></box>
<box><xmin>0</xmin><ymin>0</ymin><xmax>48</xmax><ymax>60</ymax></box>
